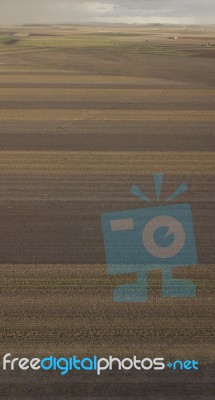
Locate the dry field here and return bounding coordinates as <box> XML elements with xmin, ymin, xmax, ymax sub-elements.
<box><xmin>0</xmin><ymin>25</ymin><xmax>214</xmax><ymax>399</ymax></box>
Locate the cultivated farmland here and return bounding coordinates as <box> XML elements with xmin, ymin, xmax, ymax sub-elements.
<box><xmin>0</xmin><ymin>25</ymin><xmax>214</xmax><ymax>399</ymax></box>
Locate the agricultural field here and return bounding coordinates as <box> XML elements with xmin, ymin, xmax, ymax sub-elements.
<box><xmin>0</xmin><ymin>25</ymin><xmax>214</xmax><ymax>399</ymax></box>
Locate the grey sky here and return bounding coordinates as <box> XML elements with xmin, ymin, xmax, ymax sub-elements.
<box><xmin>0</xmin><ymin>0</ymin><xmax>215</xmax><ymax>25</ymax></box>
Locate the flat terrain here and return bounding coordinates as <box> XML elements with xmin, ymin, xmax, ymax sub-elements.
<box><xmin>0</xmin><ymin>25</ymin><xmax>214</xmax><ymax>399</ymax></box>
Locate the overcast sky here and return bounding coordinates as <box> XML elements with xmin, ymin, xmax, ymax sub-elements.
<box><xmin>0</xmin><ymin>0</ymin><xmax>215</xmax><ymax>25</ymax></box>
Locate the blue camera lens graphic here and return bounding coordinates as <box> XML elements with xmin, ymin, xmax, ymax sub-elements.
<box><xmin>142</xmin><ymin>215</ymin><xmax>185</xmax><ymax>259</ymax></box>
<box><xmin>153</xmin><ymin>226</ymin><xmax>174</xmax><ymax>248</ymax></box>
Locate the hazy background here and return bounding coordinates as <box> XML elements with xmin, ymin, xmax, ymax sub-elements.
<box><xmin>0</xmin><ymin>0</ymin><xmax>215</xmax><ymax>25</ymax></box>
